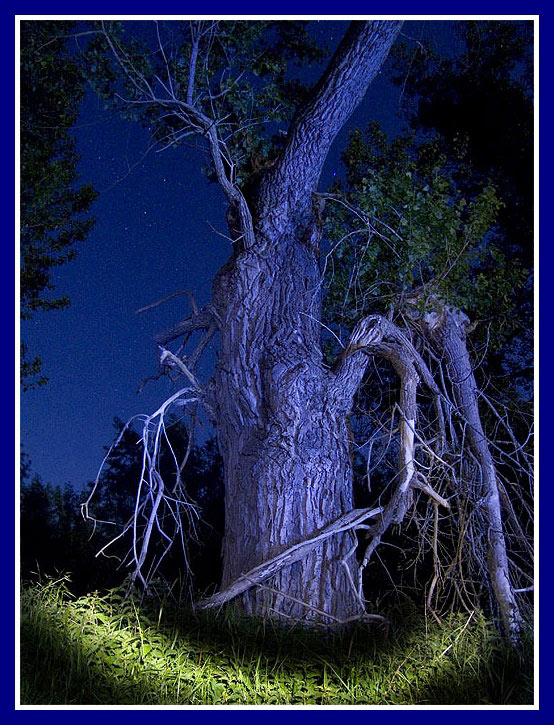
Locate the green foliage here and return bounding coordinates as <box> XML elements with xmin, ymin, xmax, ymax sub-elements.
<box><xmin>20</xmin><ymin>343</ymin><xmax>47</xmax><ymax>390</ymax></box>
<box><xmin>388</xmin><ymin>20</ymin><xmax>534</xmax><ymax>353</ymax></box>
<box><xmin>323</xmin><ymin>122</ymin><xmax>526</xmax><ymax>351</ymax></box>
<box><xmin>392</xmin><ymin>21</ymin><xmax>533</xmax><ymax>182</ymax></box>
<box><xmin>20</xmin><ymin>577</ymin><xmax>534</xmax><ymax>705</ymax></box>
<box><xmin>20</xmin><ymin>21</ymin><xmax>98</xmax><ymax>389</ymax></box>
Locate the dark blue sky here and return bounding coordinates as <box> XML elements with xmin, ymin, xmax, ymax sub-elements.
<box><xmin>20</xmin><ymin>20</ymin><xmax>460</xmax><ymax>490</ymax></box>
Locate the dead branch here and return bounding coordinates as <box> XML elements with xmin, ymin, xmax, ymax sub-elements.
<box><xmin>136</xmin><ymin>289</ymin><xmax>199</xmax><ymax>316</ymax></box>
<box><xmin>82</xmin><ymin>387</ymin><xmax>203</xmax><ymax>593</ymax></box>
<box><xmin>195</xmin><ymin>506</ymin><xmax>383</xmax><ymax>611</ymax></box>
<box><xmin>154</xmin><ymin>303</ymin><xmax>215</xmax><ymax>346</ymax></box>
<box><xmin>159</xmin><ymin>347</ymin><xmax>202</xmax><ymax>391</ymax></box>
<box><xmin>99</xmin><ymin>21</ymin><xmax>256</xmax><ymax>250</ymax></box>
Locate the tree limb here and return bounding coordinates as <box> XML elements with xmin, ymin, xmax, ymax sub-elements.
<box><xmin>257</xmin><ymin>21</ymin><xmax>403</xmax><ymax>236</ymax></box>
<box><xmin>135</xmin><ymin>289</ymin><xmax>199</xmax><ymax>315</ymax></box>
<box><xmin>195</xmin><ymin>506</ymin><xmax>383</xmax><ymax>610</ymax></box>
<box><xmin>154</xmin><ymin>304</ymin><xmax>215</xmax><ymax>346</ymax></box>
<box><xmin>100</xmin><ymin>21</ymin><xmax>256</xmax><ymax>250</ymax></box>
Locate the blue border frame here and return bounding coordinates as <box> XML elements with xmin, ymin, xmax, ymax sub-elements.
<box><xmin>9</xmin><ymin>3</ymin><xmax>547</xmax><ymax>718</ymax></box>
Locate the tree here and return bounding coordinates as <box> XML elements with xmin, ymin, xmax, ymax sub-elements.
<box><xmin>78</xmin><ymin>20</ymin><xmax>532</xmax><ymax>637</ymax></box>
<box><xmin>20</xmin><ymin>21</ymin><xmax>98</xmax><ymax>390</ymax></box>
<box><xmin>392</xmin><ymin>21</ymin><xmax>533</xmax><ymax>259</ymax></box>
<box><xmin>20</xmin><ymin>463</ymin><xmax>110</xmax><ymax>595</ymax></box>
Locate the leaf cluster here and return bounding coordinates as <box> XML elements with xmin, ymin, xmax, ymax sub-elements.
<box><xmin>323</xmin><ymin>122</ymin><xmax>526</xmax><ymax>350</ymax></box>
<box><xmin>388</xmin><ymin>20</ymin><xmax>533</xmax><ymax>390</ymax></box>
<box><xmin>390</xmin><ymin>21</ymin><xmax>533</xmax><ymax>266</ymax></box>
<box><xmin>81</xmin><ymin>21</ymin><xmax>327</xmax><ymax>192</ymax></box>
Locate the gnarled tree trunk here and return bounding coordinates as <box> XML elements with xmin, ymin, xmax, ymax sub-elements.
<box><xmin>211</xmin><ymin>243</ymin><xmax>364</xmax><ymax>622</ymax></box>
<box><xmin>205</xmin><ymin>21</ymin><xmax>402</xmax><ymax>623</ymax></box>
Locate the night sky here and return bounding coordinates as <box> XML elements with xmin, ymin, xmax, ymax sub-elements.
<box><xmin>19</xmin><ymin>20</ymin><xmax>461</xmax><ymax>491</ymax></box>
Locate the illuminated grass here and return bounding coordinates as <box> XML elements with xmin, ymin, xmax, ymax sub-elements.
<box><xmin>20</xmin><ymin>576</ymin><xmax>533</xmax><ymax>705</ymax></box>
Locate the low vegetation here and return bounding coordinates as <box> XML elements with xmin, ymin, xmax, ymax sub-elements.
<box><xmin>20</xmin><ymin>575</ymin><xmax>533</xmax><ymax>706</ymax></box>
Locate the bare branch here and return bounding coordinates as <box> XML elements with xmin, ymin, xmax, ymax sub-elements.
<box><xmin>99</xmin><ymin>21</ymin><xmax>256</xmax><ymax>249</ymax></box>
<box><xmin>413</xmin><ymin>475</ymin><xmax>451</xmax><ymax>509</ymax></box>
<box><xmin>136</xmin><ymin>289</ymin><xmax>199</xmax><ymax>315</ymax></box>
<box><xmin>154</xmin><ymin>304</ymin><xmax>215</xmax><ymax>346</ymax></box>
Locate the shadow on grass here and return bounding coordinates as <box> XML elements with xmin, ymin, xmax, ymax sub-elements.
<box><xmin>19</xmin><ymin>581</ymin><xmax>534</xmax><ymax>706</ymax></box>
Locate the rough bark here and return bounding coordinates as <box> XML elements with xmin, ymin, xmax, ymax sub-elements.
<box><xmin>95</xmin><ymin>20</ymin><xmax>529</xmax><ymax>634</ymax></box>
<box><xmin>116</xmin><ymin>20</ymin><xmax>403</xmax><ymax>623</ymax></box>
<box><xmin>202</xmin><ymin>21</ymin><xmax>402</xmax><ymax>624</ymax></box>
<box><xmin>256</xmin><ymin>21</ymin><xmax>403</xmax><ymax>243</ymax></box>
<box><xmin>196</xmin><ymin>506</ymin><xmax>383</xmax><ymax>613</ymax></box>
<box><xmin>210</xmin><ymin>242</ymin><xmax>367</xmax><ymax>622</ymax></box>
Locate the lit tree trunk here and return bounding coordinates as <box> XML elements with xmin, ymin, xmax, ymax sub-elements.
<box><xmin>207</xmin><ymin>21</ymin><xmax>403</xmax><ymax>622</ymax></box>
<box><xmin>91</xmin><ymin>20</ymin><xmax>530</xmax><ymax>633</ymax></box>
<box><xmin>211</xmin><ymin>244</ymin><xmax>366</xmax><ymax>622</ymax></box>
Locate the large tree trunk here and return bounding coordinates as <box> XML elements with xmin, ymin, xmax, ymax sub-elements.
<box><xmin>204</xmin><ymin>20</ymin><xmax>402</xmax><ymax>623</ymax></box>
<box><xmin>211</xmin><ymin>237</ymin><xmax>365</xmax><ymax>623</ymax></box>
<box><xmin>151</xmin><ymin>20</ymin><xmax>403</xmax><ymax>624</ymax></box>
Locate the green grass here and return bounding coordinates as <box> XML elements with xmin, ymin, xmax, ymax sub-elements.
<box><xmin>19</xmin><ymin>575</ymin><xmax>534</xmax><ymax>705</ymax></box>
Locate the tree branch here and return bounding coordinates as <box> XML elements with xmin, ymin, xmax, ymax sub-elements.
<box><xmin>100</xmin><ymin>21</ymin><xmax>256</xmax><ymax>250</ymax></box>
<box><xmin>195</xmin><ymin>506</ymin><xmax>383</xmax><ymax>610</ymax></box>
<box><xmin>135</xmin><ymin>289</ymin><xmax>199</xmax><ymax>315</ymax></box>
<box><xmin>154</xmin><ymin>304</ymin><xmax>215</xmax><ymax>346</ymax></box>
<box><xmin>257</xmin><ymin>21</ymin><xmax>403</xmax><ymax>236</ymax></box>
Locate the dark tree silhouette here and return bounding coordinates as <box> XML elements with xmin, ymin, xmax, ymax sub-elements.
<box><xmin>20</xmin><ymin>21</ymin><xmax>97</xmax><ymax>389</ymax></box>
<box><xmin>20</xmin><ymin>429</ymin><xmax>225</xmax><ymax>596</ymax></box>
